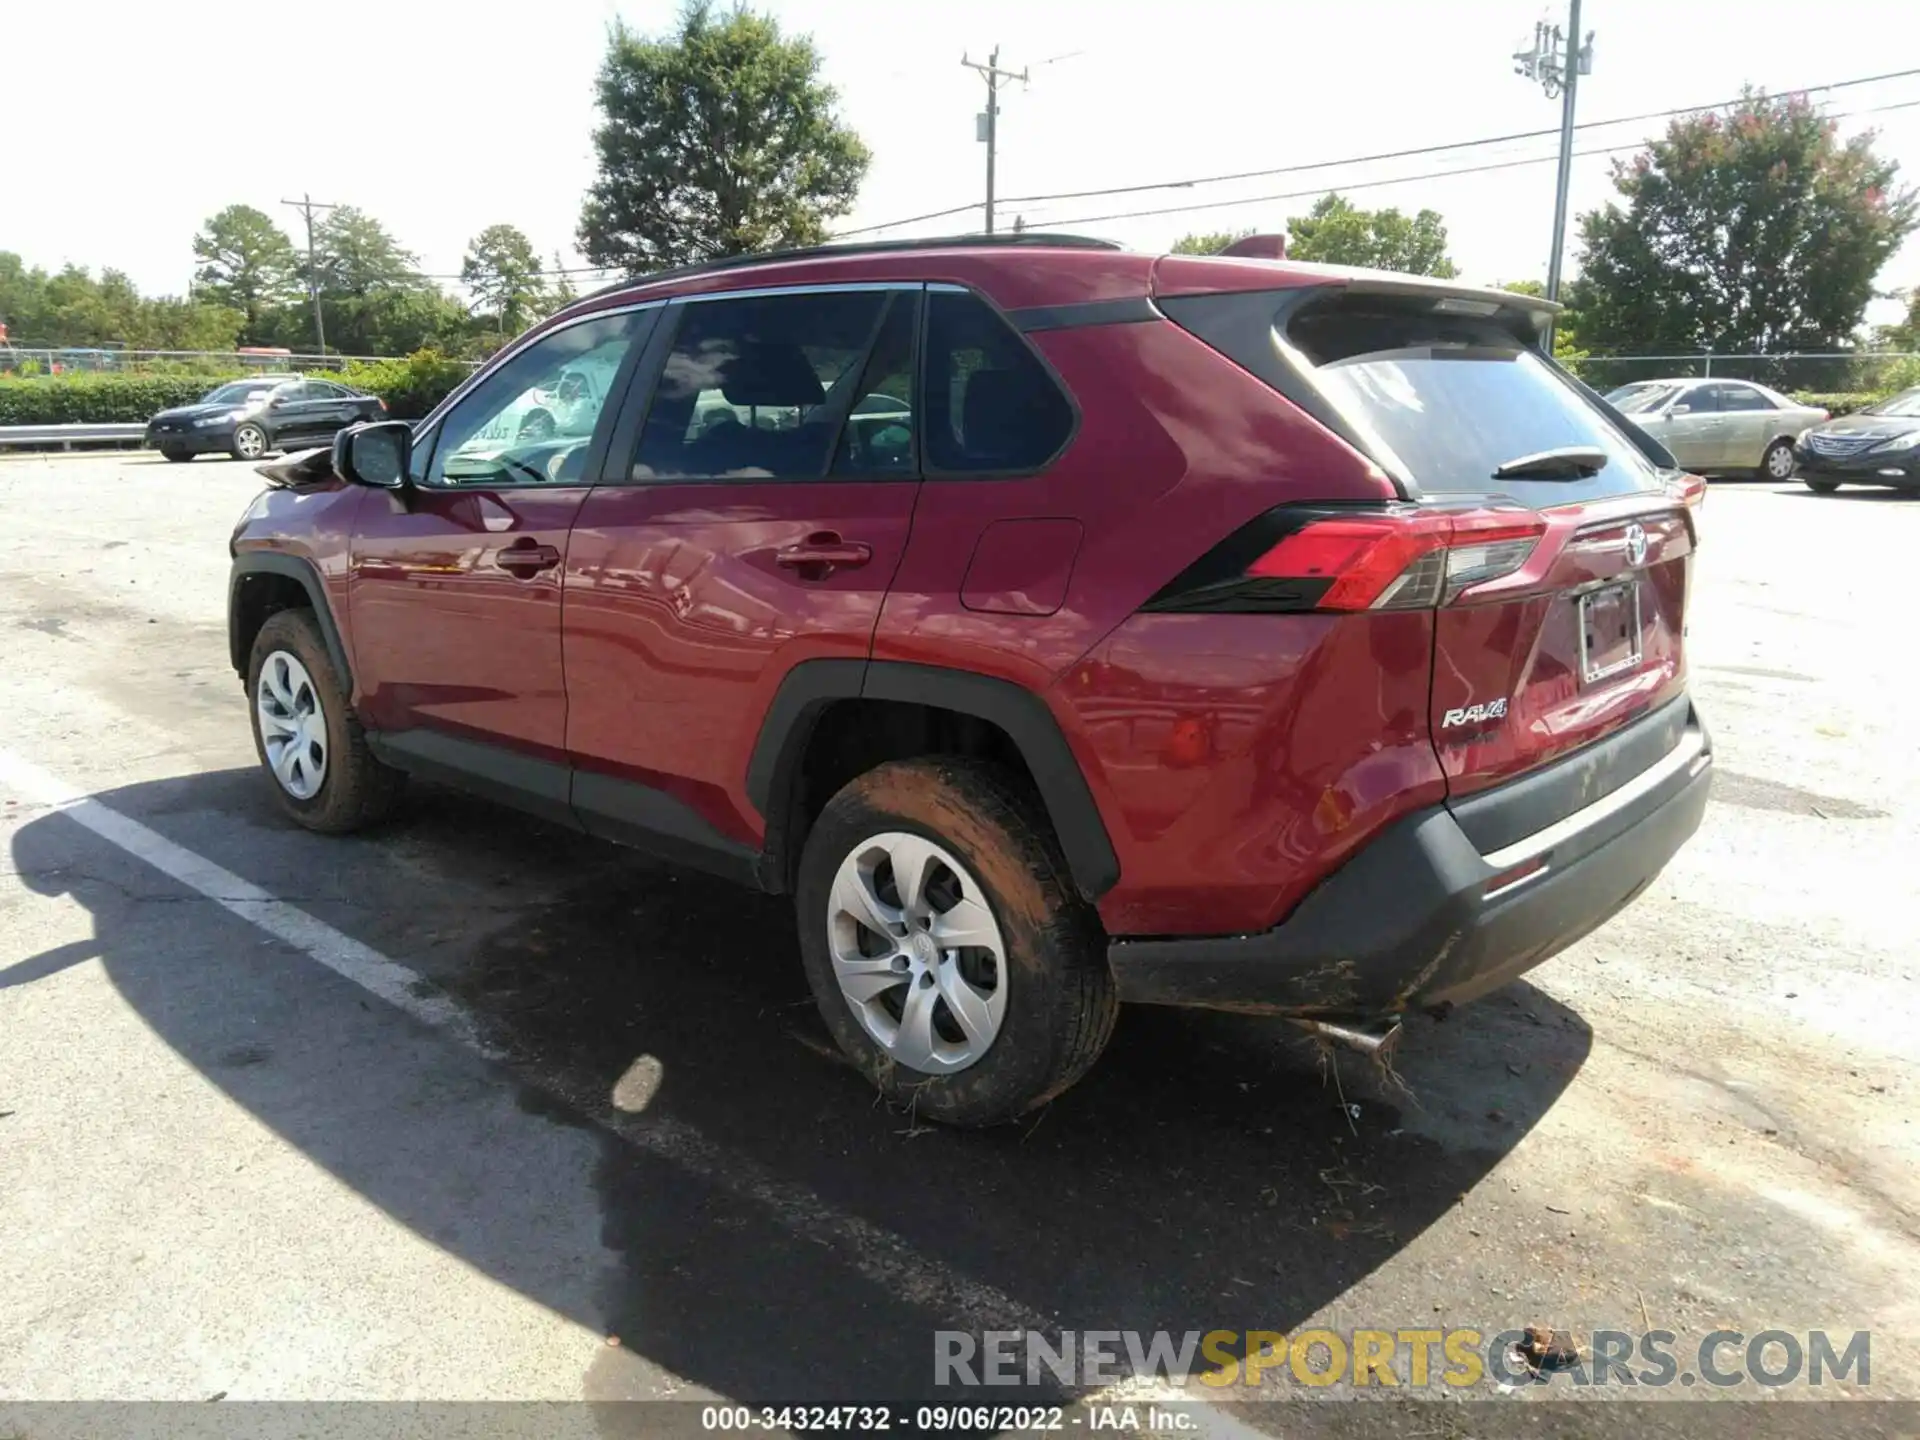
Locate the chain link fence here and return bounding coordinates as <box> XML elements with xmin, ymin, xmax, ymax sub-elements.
<box><xmin>0</xmin><ymin>347</ymin><xmax>407</xmax><ymax>378</ymax></box>
<box><xmin>1569</xmin><ymin>351</ymin><xmax>1920</xmax><ymax>397</ymax></box>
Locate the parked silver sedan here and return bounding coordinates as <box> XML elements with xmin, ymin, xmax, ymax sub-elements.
<box><xmin>1605</xmin><ymin>378</ymin><xmax>1829</xmax><ymax>479</ymax></box>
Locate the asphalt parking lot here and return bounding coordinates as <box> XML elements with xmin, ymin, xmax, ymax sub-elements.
<box><xmin>1</xmin><ymin>451</ymin><xmax>1916</xmax><ymax>1427</ymax></box>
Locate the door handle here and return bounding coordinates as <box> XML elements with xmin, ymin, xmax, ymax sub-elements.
<box><xmin>776</xmin><ymin>533</ymin><xmax>872</xmax><ymax>575</ymax></box>
<box><xmin>495</xmin><ymin>539</ymin><xmax>561</xmax><ymax>576</ymax></box>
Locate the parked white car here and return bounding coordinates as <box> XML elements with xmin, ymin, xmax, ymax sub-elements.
<box><xmin>1605</xmin><ymin>378</ymin><xmax>1829</xmax><ymax>479</ymax></box>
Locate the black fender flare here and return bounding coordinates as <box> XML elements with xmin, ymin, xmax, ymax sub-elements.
<box><xmin>746</xmin><ymin>658</ymin><xmax>1120</xmax><ymax>902</ymax></box>
<box><xmin>228</xmin><ymin>552</ymin><xmax>352</xmax><ymax>688</ymax></box>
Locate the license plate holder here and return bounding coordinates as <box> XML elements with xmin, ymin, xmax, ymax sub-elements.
<box><xmin>1579</xmin><ymin>581</ymin><xmax>1642</xmax><ymax>685</ymax></box>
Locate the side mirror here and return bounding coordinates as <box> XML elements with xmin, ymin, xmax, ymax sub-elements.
<box><xmin>334</xmin><ymin>420</ymin><xmax>411</xmax><ymax>490</ymax></box>
<box><xmin>1667</xmin><ymin>403</ymin><xmax>1691</xmax><ymax>416</ymax></box>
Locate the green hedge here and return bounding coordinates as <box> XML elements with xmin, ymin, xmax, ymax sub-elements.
<box><xmin>0</xmin><ymin>350</ymin><xmax>472</xmax><ymax>427</ymax></box>
<box><xmin>0</xmin><ymin>373</ymin><xmax>241</xmax><ymax>425</ymax></box>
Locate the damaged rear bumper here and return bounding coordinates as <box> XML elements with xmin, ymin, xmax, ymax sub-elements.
<box><xmin>1108</xmin><ymin>701</ymin><xmax>1713</xmax><ymax>1017</ymax></box>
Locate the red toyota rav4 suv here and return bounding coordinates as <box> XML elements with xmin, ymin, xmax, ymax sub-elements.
<box><xmin>228</xmin><ymin>234</ymin><xmax>1711</xmax><ymax>1125</ymax></box>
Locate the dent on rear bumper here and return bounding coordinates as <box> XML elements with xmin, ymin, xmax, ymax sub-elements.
<box><xmin>1108</xmin><ymin>707</ymin><xmax>1713</xmax><ymax>1017</ymax></box>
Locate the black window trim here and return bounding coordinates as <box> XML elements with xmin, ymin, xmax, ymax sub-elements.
<box><xmin>607</xmin><ymin>281</ymin><xmax>927</xmax><ymax>489</ymax></box>
<box><xmin>412</xmin><ymin>303</ymin><xmax>663</xmax><ymax>493</ymax></box>
<box><xmin>919</xmin><ymin>281</ymin><xmax>1082</xmax><ymax>482</ymax></box>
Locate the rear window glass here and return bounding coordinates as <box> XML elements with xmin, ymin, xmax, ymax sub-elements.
<box><xmin>923</xmin><ymin>290</ymin><xmax>1074</xmax><ymax>472</ymax></box>
<box><xmin>1288</xmin><ymin>299</ymin><xmax>1663</xmax><ymax>506</ymax></box>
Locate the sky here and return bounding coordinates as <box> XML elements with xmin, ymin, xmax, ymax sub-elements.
<box><xmin>4</xmin><ymin>0</ymin><xmax>1919</xmax><ymax>335</ymax></box>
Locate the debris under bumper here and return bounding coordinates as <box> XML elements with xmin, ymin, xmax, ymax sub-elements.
<box><xmin>1108</xmin><ymin>701</ymin><xmax>1712</xmax><ymax>1018</ymax></box>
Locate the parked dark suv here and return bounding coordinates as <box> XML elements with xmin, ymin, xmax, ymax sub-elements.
<box><xmin>150</xmin><ymin>376</ymin><xmax>386</xmax><ymax>462</ymax></box>
<box><xmin>226</xmin><ymin>235</ymin><xmax>1712</xmax><ymax>1125</ymax></box>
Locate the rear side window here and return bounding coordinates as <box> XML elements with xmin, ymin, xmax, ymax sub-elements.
<box><xmin>632</xmin><ymin>290</ymin><xmax>886</xmax><ymax>481</ymax></box>
<box><xmin>923</xmin><ymin>289</ymin><xmax>1073</xmax><ymax>473</ymax></box>
<box><xmin>1285</xmin><ymin>295</ymin><xmax>1663</xmax><ymax>506</ymax></box>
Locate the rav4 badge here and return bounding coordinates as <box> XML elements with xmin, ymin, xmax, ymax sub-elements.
<box><xmin>1442</xmin><ymin>698</ymin><xmax>1509</xmax><ymax>728</ymax></box>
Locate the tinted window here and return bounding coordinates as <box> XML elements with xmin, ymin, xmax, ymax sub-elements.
<box><xmin>1715</xmin><ymin>383</ymin><xmax>1774</xmax><ymax>411</ymax></box>
<box><xmin>307</xmin><ymin>381</ymin><xmax>348</xmax><ymax>400</ymax></box>
<box><xmin>1288</xmin><ymin>296</ymin><xmax>1662</xmax><ymax>506</ymax></box>
<box><xmin>431</xmin><ymin>311</ymin><xmax>642</xmax><ymax>486</ymax></box>
<box><xmin>270</xmin><ymin>381</ymin><xmax>307</xmax><ymax>404</ymax></box>
<box><xmin>833</xmin><ymin>294</ymin><xmax>915</xmax><ymax>476</ymax></box>
<box><xmin>923</xmin><ymin>289</ymin><xmax>1073</xmax><ymax>472</ymax></box>
<box><xmin>632</xmin><ymin>290</ymin><xmax>887</xmax><ymax>481</ymax></box>
<box><xmin>203</xmin><ymin>381</ymin><xmax>275</xmax><ymax>405</ymax></box>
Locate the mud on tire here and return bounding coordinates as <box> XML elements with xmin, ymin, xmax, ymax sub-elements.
<box><xmin>795</xmin><ymin>757</ymin><xmax>1118</xmax><ymax>1127</ymax></box>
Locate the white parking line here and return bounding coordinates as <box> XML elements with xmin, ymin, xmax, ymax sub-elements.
<box><xmin>0</xmin><ymin>746</ymin><xmax>1268</xmax><ymax>1433</ymax></box>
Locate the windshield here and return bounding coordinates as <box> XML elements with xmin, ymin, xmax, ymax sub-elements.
<box><xmin>203</xmin><ymin>382</ymin><xmax>274</xmax><ymax>405</ymax></box>
<box><xmin>1867</xmin><ymin>387</ymin><xmax>1920</xmax><ymax>418</ymax></box>
<box><xmin>1610</xmin><ymin>384</ymin><xmax>1681</xmax><ymax>415</ymax></box>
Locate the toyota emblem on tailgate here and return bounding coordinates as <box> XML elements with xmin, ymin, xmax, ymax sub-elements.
<box><xmin>1623</xmin><ymin>522</ymin><xmax>1648</xmax><ymax>567</ymax></box>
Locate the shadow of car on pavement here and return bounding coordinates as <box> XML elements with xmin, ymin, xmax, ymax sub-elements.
<box><xmin>9</xmin><ymin>769</ymin><xmax>1591</xmax><ymax>1410</ymax></box>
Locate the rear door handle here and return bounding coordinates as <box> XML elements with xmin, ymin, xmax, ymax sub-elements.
<box><xmin>495</xmin><ymin>539</ymin><xmax>561</xmax><ymax>576</ymax></box>
<box><xmin>776</xmin><ymin>533</ymin><xmax>873</xmax><ymax>574</ymax></box>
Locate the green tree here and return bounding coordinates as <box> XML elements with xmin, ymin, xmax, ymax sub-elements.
<box><xmin>549</xmin><ymin>253</ymin><xmax>579</xmax><ymax>311</ymax></box>
<box><xmin>578</xmin><ymin>2</ymin><xmax>870</xmax><ymax>273</ymax></box>
<box><xmin>1569</xmin><ymin>92</ymin><xmax>1918</xmax><ymax>357</ymax></box>
<box><xmin>1170</xmin><ymin>230</ymin><xmax>1254</xmax><ymax>256</ymax></box>
<box><xmin>1498</xmin><ymin>279</ymin><xmax>1587</xmax><ymax>368</ymax></box>
<box><xmin>192</xmin><ymin>205</ymin><xmax>299</xmax><ymax>341</ymax></box>
<box><xmin>1285</xmin><ymin>193</ymin><xmax>1458</xmax><ymax>276</ymax></box>
<box><xmin>460</xmin><ymin>224</ymin><xmax>549</xmax><ymax>333</ymax></box>
<box><xmin>312</xmin><ymin>205</ymin><xmax>425</xmax><ymax>298</ymax></box>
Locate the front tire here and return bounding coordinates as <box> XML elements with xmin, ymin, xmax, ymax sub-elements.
<box><xmin>1805</xmin><ymin>479</ymin><xmax>1840</xmax><ymax>495</ymax></box>
<box><xmin>795</xmin><ymin>758</ymin><xmax>1117</xmax><ymax>1126</ymax></box>
<box><xmin>247</xmin><ymin>609</ymin><xmax>404</xmax><ymax>833</ymax></box>
<box><xmin>1760</xmin><ymin>438</ymin><xmax>1797</xmax><ymax>481</ymax></box>
<box><xmin>160</xmin><ymin>446</ymin><xmax>192</xmax><ymax>462</ymax></box>
<box><xmin>230</xmin><ymin>422</ymin><xmax>268</xmax><ymax>461</ymax></box>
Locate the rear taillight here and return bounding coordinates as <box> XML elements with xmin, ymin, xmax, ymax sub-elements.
<box><xmin>1147</xmin><ymin>505</ymin><xmax>1545</xmax><ymax>614</ymax></box>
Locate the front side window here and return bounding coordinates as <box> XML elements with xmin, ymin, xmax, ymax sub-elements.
<box><xmin>632</xmin><ymin>290</ymin><xmax>888</xmax><ymax>481</ymax></box>
<box><xmin>923</xmin><ymin>289</ymin><xmax>1074</xmax><ymax>473</ymax></box>
<box><xmin>431</xmin><ymin>311</ymin><xmax>642</xmax><ymax>486</ymax></box>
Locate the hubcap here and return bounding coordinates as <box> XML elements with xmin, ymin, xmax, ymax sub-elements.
<box><xmin>256</xmin><ymin>650</ymin><xmax>327</xmax><ymax>799</ymax></box>
<box><xmin>236</xmin><ymin>426</ymin><xmax>265</xmax><ymax>458</ymax></box>
<box><xmin>1768</xmin><ymin>444</ymin><xmax>1794</xmax><ymax>478</ymax></box>
<box><xmin>826</xmin><ymin>832</ymin><xmax>1008</xmax><ymax>1075</ymax></box>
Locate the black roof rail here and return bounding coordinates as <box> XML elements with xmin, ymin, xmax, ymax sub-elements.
<box><xmin>572</xmin><ymin>232</ymin><xmax>1123</xmax><ymax>306</ymax></box>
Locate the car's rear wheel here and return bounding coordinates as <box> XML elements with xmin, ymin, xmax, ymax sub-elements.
<box><xmin>795</xmin><ymin>758</ymin><xmax>1117</xmax><ymax>1127</ymax></box>
<box><xmin>1805</xmin><ymin>480</ymin><xmax>1841</xmax><ymax>495</ymax></box>
<box><xmin>160</xmin><ymin>446</ymin><xmax>192</xmax><ymax>463</ymax></box>
<box><xmin>247</xmin><ymin>609</ymin><xmax>404</xmax><ymax>833</ymax></box>
<box><xmin>230</xmin><ymin>423</ymin><xmax>268</xmax><ymax>461</ymax></box>
<box><xmin>1760</xmin><ymin>438</ymin><xmax>1797</xmax><ymax>481</ymax></box>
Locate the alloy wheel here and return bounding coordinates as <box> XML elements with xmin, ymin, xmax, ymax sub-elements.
<box><xmin>235</xmin><ymin>424</ymin><xmax>267</xmax><ymax>459</ymax></box>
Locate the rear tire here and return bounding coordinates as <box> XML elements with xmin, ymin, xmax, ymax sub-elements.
<box><xmin>1805</xmin><ymin>480</ymin><xmax>1840</xmax><ymax>495</ymax></box>
<box><xmin>1760</xmin><ymin>438</ymin><xmax>1797</xmax><ymax>481</ymax></box>
<box><xmin>230</xmin><ymin>422</ymin><xmax>268</xmax><ymax>461</ymax></box>
<box><xmin>247</xmin><ymin>608</ymin><xmax>405</xmax><ymax>833</ymax></box>
<box><xmin>795</xmin><ymin>758</ymin><xmax>1117</xmax><ymax>1127</ymax></box>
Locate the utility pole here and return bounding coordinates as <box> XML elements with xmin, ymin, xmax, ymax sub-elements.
<box><xmin>962</xmin><ymin>47</ymin><xmax>1027</xmax><ymax>234</ymax></box>
<box><xmin>280</xmin><ymin>193</ymin><xmax>337</xmax><ymax>355</ymax></box>
<box><xmin>1513</xmin><ymin>5</ymin><xmax>1593</xmax><ymax>343</ymax></box>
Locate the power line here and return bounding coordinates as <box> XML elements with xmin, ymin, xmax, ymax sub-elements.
<box><xmin>1020</xmin><ymin>96</ymin><xmax>1920</xmax><ymax>233</ymax></box>
<box><xmin>833</xmin><ymin>64</ymin><xmax>1920</xmax><ymax>239</ymax></box>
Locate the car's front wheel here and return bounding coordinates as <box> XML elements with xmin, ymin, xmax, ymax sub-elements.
<box><xmin>1805</xmin><ymin>479</ymin><xmax>1841</xmax><ymax>495</ymax></box>
<box><xmin>795</xmin><ymin>758</ymin><xmax>1117</xmax><ymax>1127</ymax></box>
<box><xmin>247</xmin><ymin>609</ymin><xmax>404</xmax><ymax>833</ymax></box>
<box><xmin>1760</xmin><ymin>438</ymin><xmax>1797</xmax><ymax>481</ymax></box>
<box><xmin>230</xmin><ymin>422</ymin><xmax>268</xmax><ymax>461</ymax></box>
<box><xmin>160</xmin><ymin>446</ymin><xmax>192</xmax><ymax>463</ymax></box>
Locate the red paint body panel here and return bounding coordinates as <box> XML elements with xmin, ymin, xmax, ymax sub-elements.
<box><xmin>1057</xmin><ymin>610</ymin><xmax>1446</xmax><ymax>937</ymax></box>
<box><xmin>1431</xmin><ymin>499</ymin><xmax>1694</xmax><ymax>799</ymax></box>
<box><xmin>347</xmin><ymin>485</ymin><xmax>591</xmax><ymax>759</ymax></box>
<box><xmin>561</xmin><ymin>480</ymin><xmax>918</xmax><ymax>844</ymax></box>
